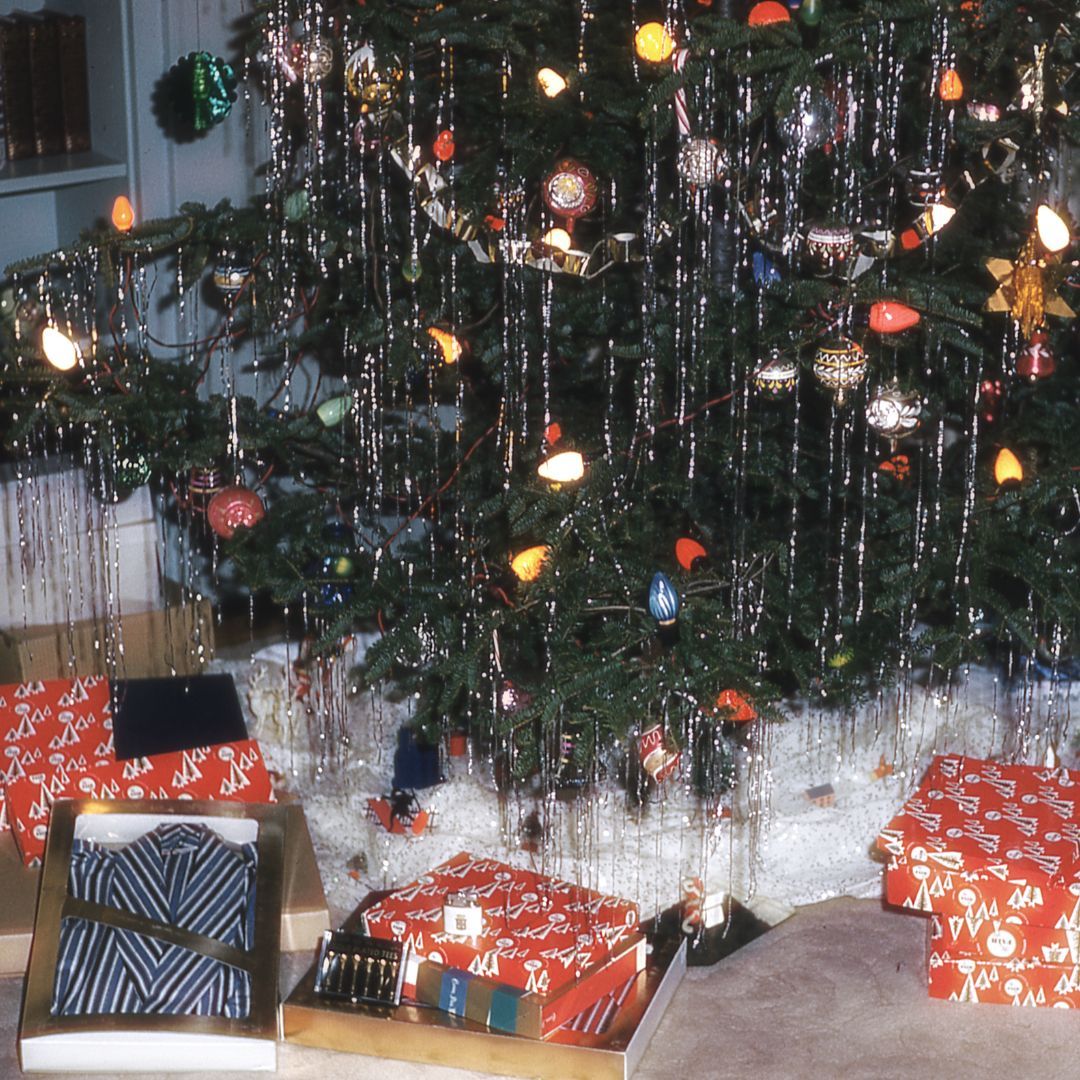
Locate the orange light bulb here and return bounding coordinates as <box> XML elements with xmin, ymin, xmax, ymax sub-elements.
<box><xmin>111</xmin><ymin>196</ymin><xmax>134</xmax><ymax>232</ymax></box>
<box><xmin>938</xmin><ymin>68</ymin><xmax>964</xmax><ymax>102</ymax></box>
<box><xmin>747</xmin><ymin>1</ymin><xmax>791</xmax><ymax>26</ymax></box>
<box><xmin>994</xmin><ymin>448</ymin><xmax>1023</xmax><ymax>485</ymax></box>
<box><xmin>511</xmin><ymin>545</ymin><xmax>551</xmax><ymax>582</ymax></box>
<box><xmin>675</xmin><ymin>537</ymin><xmax>708</xmax><ymax>571</ymax></box>
<box><xmin>426</xmin><ymin>326</ymin><xmax>463</xmax><ymax>365</ymax></box>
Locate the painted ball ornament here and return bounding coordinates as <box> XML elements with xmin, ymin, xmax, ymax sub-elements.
<box><xmin>804</xmin><ymin>222</ymin><xmax>856</xmax><ymax>274</ymax></box>
<box><xmin>188</xmin><ymin>466</ymin><xmax>225</xmax><ymax>507</ymax></box>
<box><xmin>345</xmin><ymin>43</ymin><xmax>403</xmax><ymax>119</ymax></box>
<box><xmin>813</xmin><ymin>338</ymin><xmax>867</xmax><ymax>404</ymax></box>
<box><xmin>753</xmin><ymin>352</ymin><xmax>799</xmax><ymax>397</ymax></box>
<box><xmin>1015</xmin><ymin>332</ymin><xmax>1055</xmax><ymax>382</ymax></box>
<box><xmin>542</xmin><ymin>159</ymin><xmax>598</xmax><ymax>222</ymax></box>
<box><xmin>213</xmin><ymin>248</ymin><xmax>252</xmax><ymax>295</ymax></box>
<box><xmin>865</xmin><ymin>383</ymin><xmax>922</xmax><ymax>442</ymax></box>
<box><xmin>676</xmin><ymin>138</ymin><xmax>728</xmax><ymax>186</ymax></box>
<box><xmin>207</xmin><ymin>485</ymin><xmax>266</xmax><ymax>539</ymax></box>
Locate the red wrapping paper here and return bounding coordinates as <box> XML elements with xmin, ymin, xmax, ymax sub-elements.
<box><xmin>927</xmin><ymin>934</ymin><xmax>1080</xmax><ymax>1007</ymax></box>
<box><xmin>0</xmin><ymin>678</ymin><xmax>274</xmax><ymax>865</ymax></box>
<box><xmin>363</xmin><ymin>852</ymin><xmax>640</xmax><ymax>998</ymax></box>
<box><xmin>930</xmin><ymin>912</ymin><xmax>1080</xmax><ymax>965</ymax></box>
<box><xmin>877</xmin><ymin>754</ymin><xmax>1080</xmax><ymax>926</ymax></box>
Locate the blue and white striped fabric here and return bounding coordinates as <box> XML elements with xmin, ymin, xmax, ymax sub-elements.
<box><xmin>51</xmin><ymin>822</ymin><xmax>258</xmax><ymax>1018</ymax></box>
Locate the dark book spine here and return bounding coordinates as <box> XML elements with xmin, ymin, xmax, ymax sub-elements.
<box><xmin>27</xmin><ymin>15</ymin><xmax>65</xmax><ymax>157</ymax></box>
<box><xmin>52</xmin><ymin>13</ymin><xmax>90</xmax><ymax>154</ymax></box>
<box><xmin>0</xmin><ymin>17</ymin><xmax>35</xmax><ymax>162</ymax></box>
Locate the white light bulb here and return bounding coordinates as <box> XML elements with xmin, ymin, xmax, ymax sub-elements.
<box><xmin>1036</xmin><ymin>204</ymin><xmax>1070</xmax><ymax>253</ymax></box>
<box><xmin>41</xmin><ymin>326</ymin><xmax>80</xmax><ymax>371</ymax></box>
<box><xmin>542</xmin><ymin>228</ymin><xmax>572</xmax><ymax>252</ymax></box>
<box><xmin>925</xmin><ymin>202</ymin><xmax>956</xmax><ymax>235</ymax></box>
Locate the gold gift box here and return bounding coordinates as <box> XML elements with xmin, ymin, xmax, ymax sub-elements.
<box><xmin>282</xmin><ymin>913</ymin><xmax>686</xmax><ymax>1080</ymax></box>
<box><xmin>20</xmin><ymin>799</ymin><xmax>289</xmax><ymax>1073</ymax></box>
<box><xmin>0</xmin><ymin>799</ymin><xmax>329</xmax><ymax>976</ymax></box>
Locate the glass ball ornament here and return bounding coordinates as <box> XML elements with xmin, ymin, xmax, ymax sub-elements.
<box><xmin>905</xmin><ymin>164</ymin><xmax>944</xmax><ymax>209</ymax></box>
<box><xmin>213</xmin><ymin>248</ymin><xmax>252</xmax><ymax>295</ymax></box>
<box><xmin>676</xmin><ymin>138</ymin><xmax>728</xmax><ymax>186</ymax></box>
<box><xmin>777</xmin><ymin>86</ymin><xmax>839</xmax><ymax>153</ymax></box>
<box><xmin>110</xmin><ymin>450</ymin><xmax>151</xmax><ymax>500</ymax></box>
<box><xmin>813</xmin><ymin>338</ymin><xmax>867</xmax><ymax>404</ymax></box>
<box><xmin>345</xmin><ymin>43</ymin><xmax>403</xmax><ymax>119</ymax></box>
<box><xmin>804</xmin><ymin>222</ymin><xmax>856</xmax><ymax>274</ymax></box>
<box><xmin>188</xmin><ymin>466</ymin><xmax>225</xmax><ymax>507</ymax></box>
<box><xmin>634</xmin><ymin>22</ymin><xmax>675</xmax><ymax>63</ymax></box>
<box><xmin>753</xmin><ymin>351</ymin><xmax>799</xmax><ymax>397</ymax></box>
<box><xmin>1015</xmin><ymin>331</ymin><xmax>1055</xmax><ymax>382</ymax></box>
<box><xmin>206</xmin><ymin>485</ymin><xmax>266</xmax><ymax>539</ymax></box>
<box><xmin>865</xmin><ymin>383</ymin><xmax>922</xmax><ymax>441</ymax></box>
<box><xmin>542</xmin><ymin>159</ymin><xmax>598</xmax><ymax>221</ymax></box>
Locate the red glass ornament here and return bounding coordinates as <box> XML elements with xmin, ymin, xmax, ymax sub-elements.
<box><xmin>207</xmin><ymin>485</ymin><xmax>266</xmax><ymax>539</ymax></box>
<box><xmin>1015</xmin><ymin>332</ymin><xmax>1055</xmax><ymax>383</ymax></box>
<box><xmin>542</xmin><ymin>158</ymin><xmax>598</xmax><ymax>222</ymax></box>
<box><xmin>675</xmin><ymin>537</ymin><xmax>708</xmax><ymax>571</ymax></box>
<box><xmin>433</xmin><ymin>129</ymin><xmax>455</xmax><ymax>162</ymax></box>
<box><xmin>978</xmin><ymin>378</ymin><xmax>1004</xmax><ymax>425</ymax></box>
<box><xmin>868</xmin><ymin>301</ymin><xmax>921</xmax><ymax>334</ymax></box>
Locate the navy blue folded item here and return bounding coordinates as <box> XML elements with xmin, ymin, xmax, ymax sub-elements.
<box><xmin>52</xmin><ymin>822</ymin><xmax>258</xmax><ymax>1018</ymax></box>
<box><xmin>110</xmin><ymin>675</ymin><xmax>248</xmax><ymax>760</ymax></box>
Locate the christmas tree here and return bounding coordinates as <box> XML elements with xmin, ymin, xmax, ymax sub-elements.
<box><xmin>1</xmin><ymin>0</ymin><xmax>1078</xmax><ymax>795</ymax></box>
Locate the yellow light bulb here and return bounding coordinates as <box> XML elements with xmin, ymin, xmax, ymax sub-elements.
<box><xmin>542</xmin><ymin>227</ymin><xmax>572</xmax><ymax>252</ymax></box>
<box><xmin>511</xmin><ymin>545</ymin><xmax>551</xmax><ymax>582</ymax></box>
<box><xmin>634</xmin><ymin>22</ymin><xmax>675</xmax><ymax>63</ymax></box>
<box><xmin>537</xmin><ymin>450</ymin><xmax>585</xmax><ymax>485</ymax></box>
<box><xmin>426</xmin><ymin>326</ymin><xmax>463</xmax><ymax>365</ymax></box>
<box><xmin>1036</xmin><ymin>204</ymin><xmax>1070</xmax><ymax>254</ymax></box>
<box><xmin>41</xmin><ymin>326</ymin><xmax>80</xmax><ymax>371</ymax></box>
<box><xmin>537</xmin><ymin>67</ymin><xmax>567</xmax><ymax>98</ymax></box>
<box><xmin>994</xmin><ymin>447</ymin><xmax>1023</xmax><ymax>486</ymax></box>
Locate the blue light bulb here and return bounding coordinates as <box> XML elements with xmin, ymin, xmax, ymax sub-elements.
<box><xmin>648</xmin><ymin>572</ymin><xmax>680</xmax><ymax>626</ymax></box>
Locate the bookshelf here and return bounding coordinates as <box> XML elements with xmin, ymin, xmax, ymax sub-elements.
<box><xmin>0</xmin><ymin>0</ymin><xmax>134</xmax><ymax>272</ymax></box>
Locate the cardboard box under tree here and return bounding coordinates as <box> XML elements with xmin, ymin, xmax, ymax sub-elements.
<box><xmin>0</xmin><ymin>599</ymin><xmax>215</xmax><ymax>683</ymax></box>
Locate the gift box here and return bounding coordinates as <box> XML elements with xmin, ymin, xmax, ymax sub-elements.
<box><xmin>0</xmin><ymin>675</ymin><xmax>275</xmax><ymax>866</ymax></box>
<box><xmin>282</xmin><ymin>899</ymin><xmax>687</xmax><ymax>1080</ymax></box>
<box><xmin>19</xmin><ymin>799</ymin><xmax>286</xmax><ymax>1073</ymax></box>
<box><xmin>929</xmin><ymin>912</ymin><xmax>1080</xmax><ymax>965</ymax></box>
<box><xmin>927</xmin><ymin>935</ymin><xmax>1080</xmax><ymax>1008</ymax></box>
<box><xmin>362</xmin><ymin>852</ymin><xmax>640</xmax><ymax>999</ymax></box>
<box><xmin>0</xmin><ymin>800</ymin><xmax>328</xmax><ymax>976</ymax></box>
<box><xmin>877</xmin><ymin>754</ymin><xmax>1080</xmax><ymax>927</ymax></box>
<box><xmin>412</xmin><ymin>932</ymin><xmax>647</xmax><ymax>1040</ymax></box>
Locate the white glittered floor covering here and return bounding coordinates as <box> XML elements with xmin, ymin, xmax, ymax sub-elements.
<box><xmin>223</xmin><ymin>649</ymin><xmax>1080</xmax><ymax>922</ymax></box>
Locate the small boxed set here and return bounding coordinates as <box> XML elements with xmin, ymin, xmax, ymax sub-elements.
<box><xmin>313</xmin><ymin>930</ymin><xmax>407</xmax><ymax>1007</ymax></box>
<box><xmin>19</xmin><ymin>799</ymin><xmax>287</xmax><ymax>1073</ymax></box>
<box><xmin>283</xmin><ymin>898</ymin><xmax>684</xmax><ymax>1080</ymax></box>
<box><xmin>878</xmin><ymin>753</ymin><xmax>1080</xmax><ymax>1009</ymax></box>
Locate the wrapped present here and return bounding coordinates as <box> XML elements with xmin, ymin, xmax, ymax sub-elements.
<box><xmin>0</xmin><ymin>676</ymin><xmax>275</xmax><ymax>866</ymax></box>
<box><xmin>927</xmin><ymin>938</ymin><xmax>1080</xmax><ymax>1008</ymax></box>
<box><xmin>6</xmin><ymin>738</ymin><xmax>274</xmax><ymax>865</ymax></box>
<box><xmin>877</xmin><ymin>754</ymin><xmax>1080</xmax><ymax>926</ymax></box>
<box><xmin>930</xmin><ymin>912</ymin><xmax>1080</xmax><ymax>965</ymax></box>
<box><xmin>411</xmin><ymin>932</ymin><xmax>646</xmax><ymax>1039</ymax></box>
<box><xmin>362</xmin><ymin>852</ymin><xmax>639</xmax><ymax>998</ymax></box>
<box><xmin>0</xmin><ymin>676</ymin><xmax>113</xmax><ymax>833</ymax></box>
